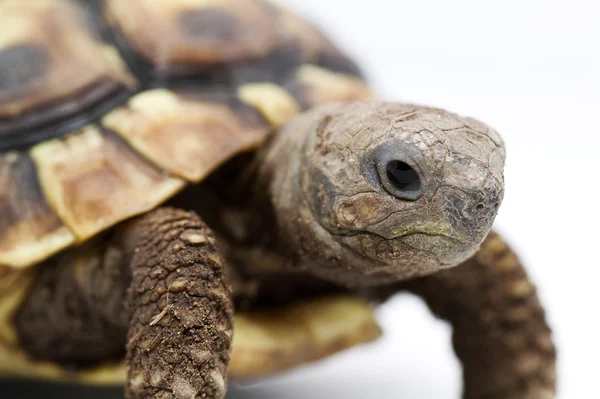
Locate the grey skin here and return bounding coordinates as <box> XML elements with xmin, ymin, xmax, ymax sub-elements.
<box><xmin>233</xmin><ymin>100</ymin><xmax>505</xmax><ymax>287</ymax></box>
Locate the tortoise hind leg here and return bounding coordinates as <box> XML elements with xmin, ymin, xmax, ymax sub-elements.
<box><xmin>14</xmin><ymin>232</ymin><xmax>131</xmax><ymax>367</ymax></box>
<box><xmin>15</xmin><ymin>208</ymin><xmax>233</xmax><ymax>399</ymax></box>
<box><xmin>123</xmin><ymin>208</ymin><xmax>232</xmax><ymax>399</ymax></box>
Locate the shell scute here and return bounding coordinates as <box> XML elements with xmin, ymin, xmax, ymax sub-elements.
<box><xmin>0</xmin><ymin>0</ymin><xmax>371</xmax><ymax>269</ymax></box>
<box><xmin>105</xmin><ymin>0</ymin><xmax>281</xmax><ymax>68</ymax></box>
<box><xmin>284</xmin><ymin>65</ymin><xmax>372</xmax><ymax>110</ymax></box>
<box><xmin>29</xmin><ymin>127</ymin><xmax>185</xmax><ymax>242</ymax></box>
<box><xmin>0</xmin><ymin>151</ymin><xmax>75</xmax><ymax>268</ymax></box>
<box><xmin>0</xmin><ymin>0</ymin><xmax>135</xmax><ymax>123</ymax></box>
<box><xmin>102</xmin><ymin>89</ymin><xmax>268</xmax><ymax>182</ymax></box>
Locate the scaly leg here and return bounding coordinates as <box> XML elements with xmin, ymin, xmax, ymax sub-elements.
<box><xmin>15</xmin><ymin>208</ymin><xmax>233</xmax><ymax>399</ymax></box>
<box><xmin>122</xmin><ymin>208</ymin><xmax>232</xmax><ymax>399</ymax></box>
<box><xmin>402</xmin><ymin>232</ymin><xmax>556</xmax><ymax>399</ymax></box>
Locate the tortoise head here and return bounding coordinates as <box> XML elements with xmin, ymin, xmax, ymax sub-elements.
<box><xmin>262</xmin><ymin>100</ymin><xmax>505</xmax><ymax>286</ymax></box>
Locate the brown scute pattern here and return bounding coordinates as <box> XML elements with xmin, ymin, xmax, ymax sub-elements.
<box><xmin>277</xmin><ymin>10</ymin><xmax>338</xmax><ymax>62</ymax></box>
<box><xmin>0</xmin><ymin>0</ymin><xmax>369</xmax><ymax>269</ymax></box>
<box><xmin>0</xmin><ymin>151</ymin><xmax>75</xmax><ymax>268</ymax></box>
<box><xmin>226</xmin><ymin>44</ymin><xmax>304</xmax><ymax>85</ymax></box>
<box><xmin>277</xmin><ymin>10</ymin><xmax>363</xmax><ymax>77</ymax></box>
<box><xmin>104</xmin><ymin>0</ymin><xmax>364</xmax><ymax>85</ymax></box>
<box><xmin>102</xmin><ymin>89</ymin><xmax>268</xmax><ymax>182</ymax></box>
<box><xmin>29</xmin><ymin>127</ymin><xmax>185</xmax><ymax>243</ymax></box>
<box><xmin>0</xmin><ymin>44</ymin><xmax>49</xmax><ymax>94</ymax></box>
<box><xmin>123</xmin><ymin>208</ymin><xmax>233</xmax><ymax>399</ymax></box>
<box><xmin>105</xmin><ymin>0</ymin><xmax>281</xmax><ymax>66</ymax></box>
<box><xmin>178</xmin><ymin>8</ymin><xmax>241</xmax><ymax>40</ymax></box>
<box><xmin>0</xmin><ymin>78</ymin><xmax>131</xmax><ymax>150</ymax></box>
<box><xmin>0</xmin><ymin>0</ymin><xmax>135</xmax><ymax>120</ymax></box>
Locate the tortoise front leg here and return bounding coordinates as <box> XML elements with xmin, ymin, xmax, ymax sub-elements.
<box><xmin>402</xmin><ymin>232</ymin><xmax>556</xmax><ymax>399</ymax></box>
<box><xmin>121</xmin><ymin>208</ymin><xmax>233</xmax><ymax>399</ymax></box>
<box><xmin>15</xmin><ymin>207</ymin><xmax>233</xmax><ymax>399</ymax></box>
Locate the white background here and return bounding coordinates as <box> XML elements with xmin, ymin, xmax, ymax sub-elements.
<box><xmin>229</xmin><ymin>0</ymin><xmax>600</xmax><ymax>398</ymax></box>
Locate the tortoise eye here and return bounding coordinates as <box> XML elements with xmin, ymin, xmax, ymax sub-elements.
<box><xmin>365</xmin><ymin>141</ymin><xmax>425</xmax><ymax>201</ymax></box>
<box><xmin>384</xmin><ymin>160</ymin><xmax>422</xmax><ymax>199</ymax></box>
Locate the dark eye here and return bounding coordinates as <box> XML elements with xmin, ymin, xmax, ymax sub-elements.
<box><xmin>366</xmin><ymin>141</ymin><xmax>425</xmax><ymax>201</ymax></box>
<box><xmin>386</xmin><ymin>160</ymin><xmax>421</xmax><ymax>193</ymax></box>
<box><xmin>379</xmin><ymin>160</ymin><xmax>422</xmax><ymax>200</ymax></box>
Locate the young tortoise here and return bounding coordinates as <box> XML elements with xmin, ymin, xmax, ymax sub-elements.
<box><xmin>0</xmin><ymin>0</ymin><xmax>556</xmax><ymax>398</ymax></box>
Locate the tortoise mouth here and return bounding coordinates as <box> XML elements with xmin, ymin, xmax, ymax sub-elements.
<box><xmin>400</xmin><ymin>233</ymin><xmax>463</xmax><ymax>257</ymax></box>
<box><xmin>399</xmin><ymin>232</ymin><xmax>482</xmax><ymax>268</ymax></box>
<box><xmin>334</xmin><ymin>229</ymin><xmax>475</xmax><ymax>269</ymax></box>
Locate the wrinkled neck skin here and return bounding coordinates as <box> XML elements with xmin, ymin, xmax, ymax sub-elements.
<box><xmin>214</xmin><ymin>101</ymin><xmax>505</xmax><ymax>289</ymax></box>
<box><xmin>243</xmin><ymin>105</ymin><xmax>413</xmax><ymax>288</ymax></box>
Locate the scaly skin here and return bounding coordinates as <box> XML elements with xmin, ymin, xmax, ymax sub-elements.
<box><xmin>16</xmin><ymin>208</ymin><xmax>234</xmax><ymax>399</ymax></box>
<box><xmin>368</xmin><ymin>232</ymin><xmax>557</xmax><ymax>399</ymax></box>
<box><xmin>122</xmin><ymin>209</ymin><xmax>232</xmax><ymax>399</ymax></box>
<box><xmin>242</xmin><ymin>101</ymin><xmax>505</xmax><ymax>286</ymax></box>
<box><xmin>424</xmin><ymin>232</ymin><xmax>556</xmax><ymax>399</ymax></box>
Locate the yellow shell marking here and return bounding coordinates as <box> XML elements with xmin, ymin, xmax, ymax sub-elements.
<box><xmin>0</xmin><ymin>152</ymin><xmax>76</xmax><ymax>268</ymax></box>
<box><xmin>103</xmin><ymin>89</ymin><xmax>265</xmax><ymax>182</ymax></box>
<box><xmin>238</xmin><ymin>83</ymin><xmax>300</xmax><ymax>127</ymax></box>
<box><xmin>295</xmin><ymin>64</ymin><xmax>372</xmax><ymax>107</ymax></box>
<box><xmin>0</xmin><ymin>292</ymin><xmax>380</xmax><ymax>383</ymax></box>
<box><xmin>30</xmin><ymin>127</ymin><xmax>184</xmax><ymax>242</ymax></box>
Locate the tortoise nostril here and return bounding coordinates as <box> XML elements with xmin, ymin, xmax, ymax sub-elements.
<box><xmin>476</xmin><ymin>204</ymin><xmax>485</xmax><ymax>210</ymax></box>
<box><xmin>386</xmin><ymin>160</ymin><xmax>421</xmax><ymax>194</ymax></box>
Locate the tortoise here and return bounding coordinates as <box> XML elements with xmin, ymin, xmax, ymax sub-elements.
<box><xmin>0</xmin><ymin>0</ymin><xmax>557</xmax><ymax>398</ymax></box>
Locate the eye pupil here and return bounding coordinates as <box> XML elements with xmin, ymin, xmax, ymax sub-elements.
<box><xmin>397</xmin><ymin>162</ymin><xmax>412</xmax><ymax>172</ymax></box>
<box><xmin>386</xmin><ymin>160</ymin><xmax>421</xmax><ymax>194</ymax></box>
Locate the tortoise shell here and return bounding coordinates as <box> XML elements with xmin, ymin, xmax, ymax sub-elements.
<box><xmin>0</xmin><ymin>0</ymin><xmax>370</xmax><ymax>268</ymax></box>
